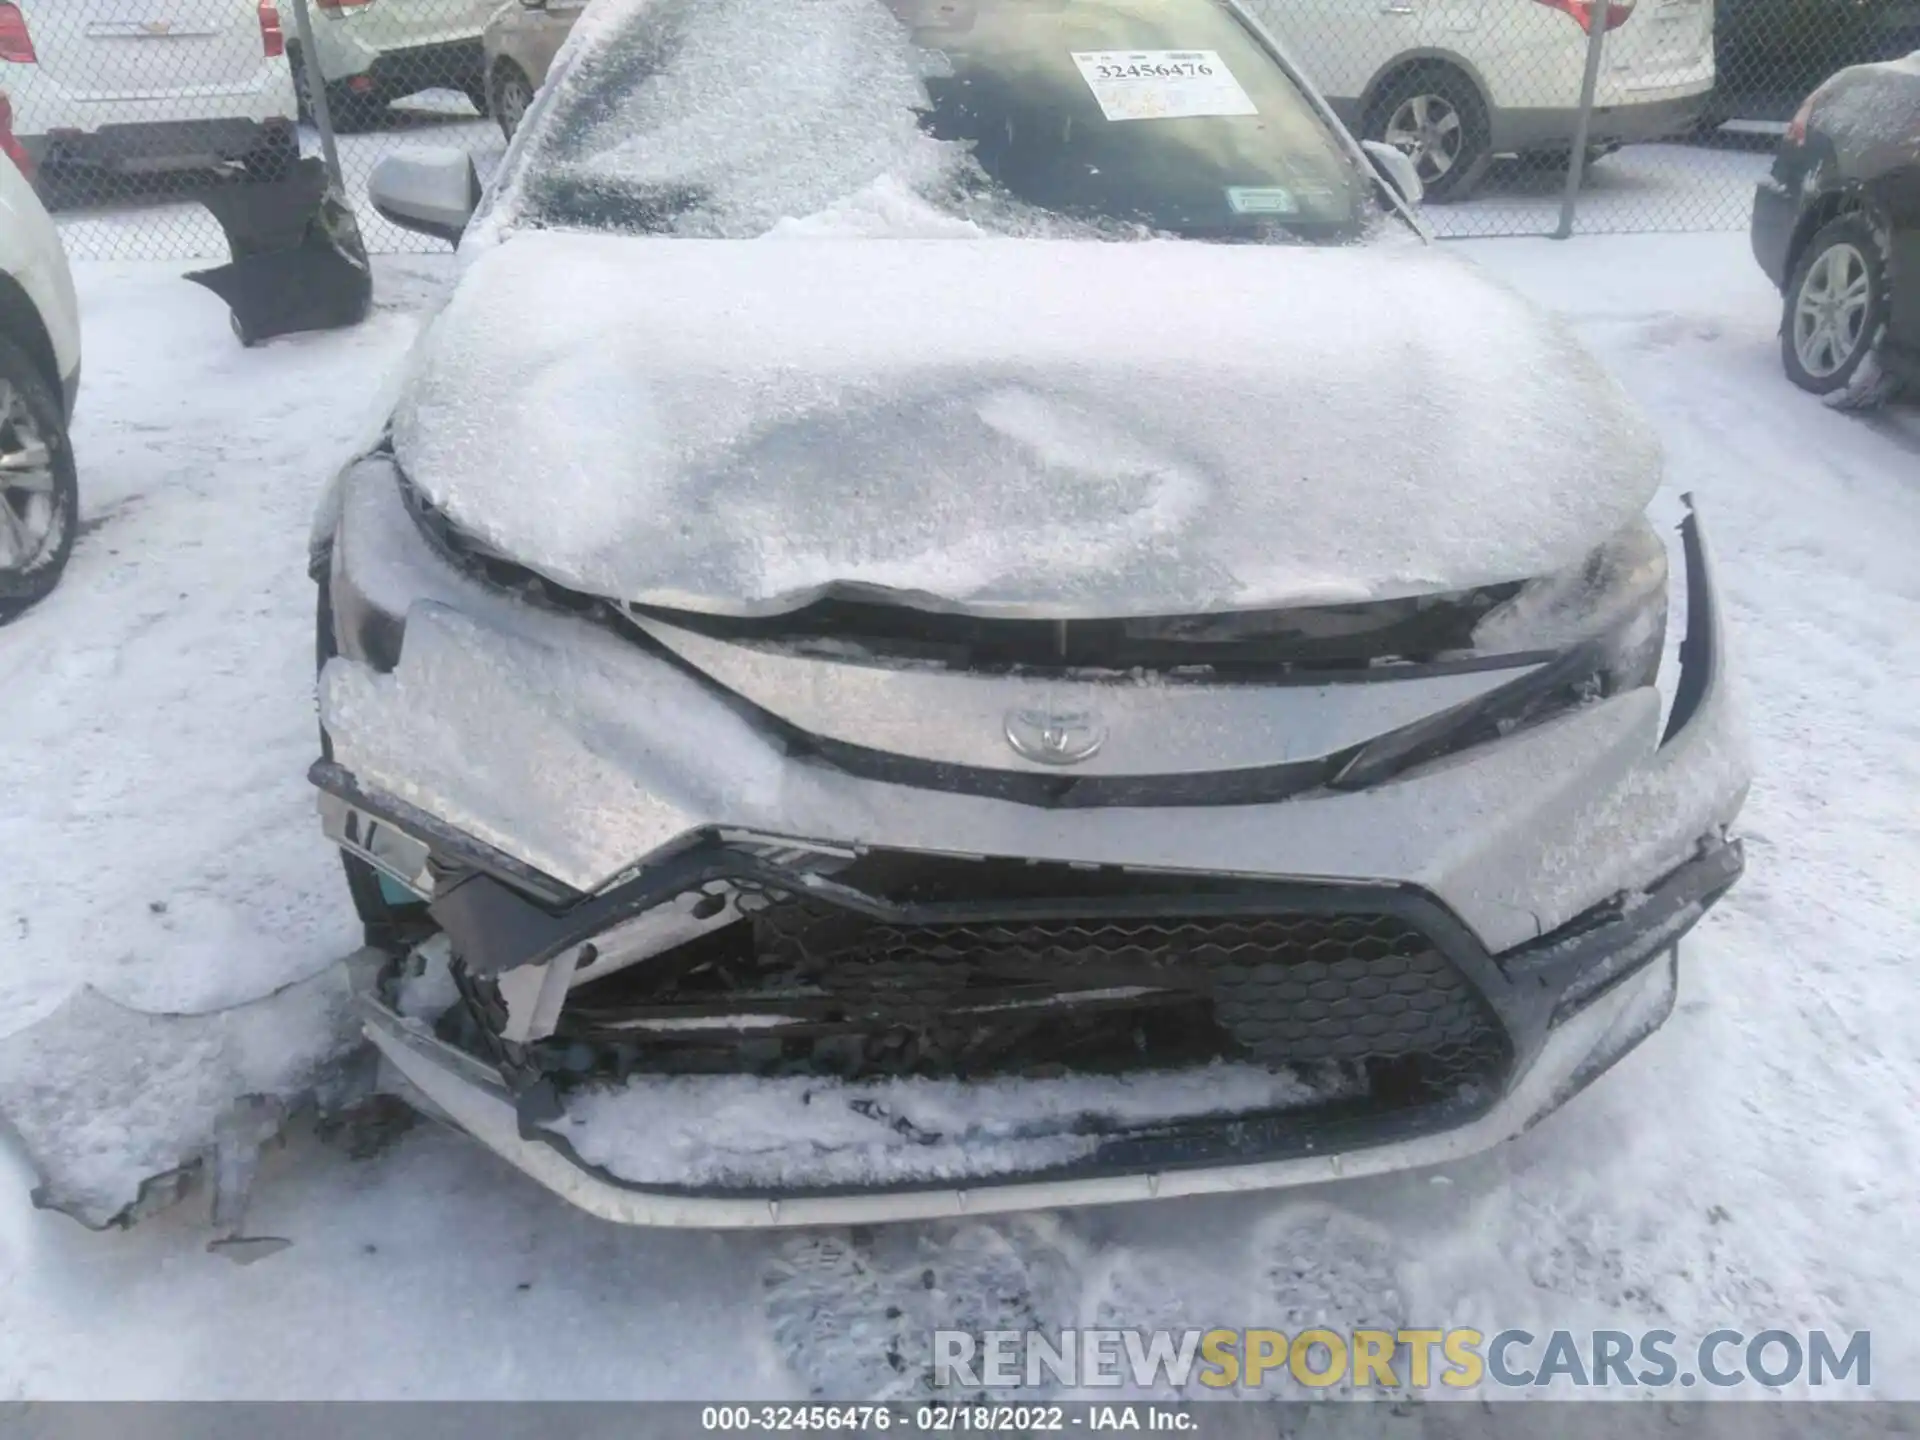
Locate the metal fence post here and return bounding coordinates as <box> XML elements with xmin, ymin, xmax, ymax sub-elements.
<box><xmin>287</xmin><ymin>0</ymin><xmax>344</xmax><ymax>192</ymax></box>
<box><xmin>1553</xmin><ymin>1</ymin><xmax>1615</xmax><ymax>239</ymax></box>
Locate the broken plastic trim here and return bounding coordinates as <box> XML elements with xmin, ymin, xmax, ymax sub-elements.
<box><xmin>310</xmin><ymin>759</ymin><xmax>580</xmax><ymax>908</ymax></box>
<box><xmin>1662</xmin><ymin>493</ymin><xmax>1716</xmax><ymax>746</ymax></box>
<box><xmin>1498</xmin><ymin>834</ymin><xmax>1743</xmax><ymax>1021</ymax></box>
<box><xmin>629</xmin><ymin>587</ymin><xmax>1528</xmax><ymax>673</ymax></box>
<box><xmin>1328</xmin><ymin>638</ymin><xmax>1607</xmax><ymax>792</ymax></box>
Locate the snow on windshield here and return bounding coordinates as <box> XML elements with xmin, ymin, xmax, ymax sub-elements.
<box><xmin>481</xmin><ymin>0</ymin><xmax>968</xmax><ymax>241</ymax></box>
<box><xmin>472</xmin><ymin>0</ymin><xmax>1381</xmax><ymax>245</ymax></box>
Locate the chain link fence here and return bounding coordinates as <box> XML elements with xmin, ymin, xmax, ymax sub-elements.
<box><xmin>4</xmin><ymin>0</ymin><xmax>1915</xmax><ymax>260</ymax></box>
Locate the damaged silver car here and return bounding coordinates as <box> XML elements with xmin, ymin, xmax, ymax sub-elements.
<box><xmin>311</xmin><ymin>0</ymin><xmax>1750</xmax><ymax>1226</ymax></box>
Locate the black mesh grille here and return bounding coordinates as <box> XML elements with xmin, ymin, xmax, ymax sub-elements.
<box><xmin>515</xmin><ymin>865</ymin><xmax>1515</xmax><ymax>1103</ymax></box>
<box><xmin>757</xmin><ymin>904</ymin><xmax>1500</xmax><ymax>1070</ymax></box>
<box><xmin>1204</xmin><ymin>919</ymin><xmax>1493</xmax><ymax>1062</ymax></box>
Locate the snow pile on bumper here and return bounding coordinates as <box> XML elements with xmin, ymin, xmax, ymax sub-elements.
<box><xmin>544</xmin><ymin>1062</ymin><xmax>1354</xmax><ymax>1191</ymax></box>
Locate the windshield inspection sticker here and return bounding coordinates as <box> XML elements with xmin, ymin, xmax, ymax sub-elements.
<box><xmin>1226</xmin><ymin>186</ymin><xmax>1297</xmax><ymax>214</ymax></box>
<box><xmin>1071</xmin><ymin>49</ymin><xmax>1258</xmax><ymax>122</ymax></box>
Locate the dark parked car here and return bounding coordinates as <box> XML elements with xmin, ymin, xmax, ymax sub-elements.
<box><xmin>1752</xmin><ymin>51</ymin><xmax>1920</xmax><ymax>405</ymax></box>
<box><xmin>1716</xmin><ymin>0</ymin><xmax>1920</xmax><ymax>121</ymax></box>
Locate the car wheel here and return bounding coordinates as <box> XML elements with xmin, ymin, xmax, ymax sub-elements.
<box><xmin>0</xmin><ymin>334</ymin><xmax>79</xmax><ymax>624</ymax></box>
<box><xmin>1781</xmin><ymin>213</ymin><xmax>1897</xmax><ymax>409</ymax></box>
<box><xmin>315</xmin><ymin>575</ymin><xmax>433</xmax><ymax>945</ymax></box>
<box><xmin>1367</xmin><ymin>67</ymin><xmax>1491</xmax><ymax>203</ymax></box>
<box><xmin>324</xmin><ymin>80</ymin><xmax>387</xmax><ymax>134</ymax></box>
<box><xmin>490</xmin><ymin>61</ymin><xmax>534</xmax><ymax>141</ymax></box>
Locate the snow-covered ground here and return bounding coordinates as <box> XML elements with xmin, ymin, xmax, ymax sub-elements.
<box><xmin>1</xmin><ymin>231</ymin><xmax>1916</xmax><ymax>1401</ymax></box>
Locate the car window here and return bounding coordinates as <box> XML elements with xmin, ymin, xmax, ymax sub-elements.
<box><xmin>490</xmin><ymin>0</ymin><xmax>1381</xmax><ymax>243</ymax></box>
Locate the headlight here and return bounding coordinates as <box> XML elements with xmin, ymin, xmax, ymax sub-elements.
<box><xmin>1472</xmin><ymin>516</ymin><xmax>1669</xmax><ymax>695</ymax></box>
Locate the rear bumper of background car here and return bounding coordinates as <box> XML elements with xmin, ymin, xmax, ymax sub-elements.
<box><xmin>312</xmin><ymin>458</ymin><xmax>1749</xmax><ymax>1224</ymax></box>
<box><xmin>21</xmin><ymin>117</ymin><xmax>291</xmax><ymax>173</ymax></box>
<box><xmin>1491</xmin><ymin>92</ymin><xmax>1710</xmax><ymax>153</ymax></box>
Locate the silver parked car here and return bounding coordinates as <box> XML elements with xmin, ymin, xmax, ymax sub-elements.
<box><xmin>323</xmin><ymin>0</ymin><xmax>1749</xmax><ymax>1228</ymax></box>
<box><xmin>481</xmin><ymin>0</ymin><xmax>585</xmax><ymax>138</ymax></box>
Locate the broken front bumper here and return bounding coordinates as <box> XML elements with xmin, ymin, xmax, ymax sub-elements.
<box><xmin>312</xmin><ymin>459</ymin><xmax>1749</xmax><ymax>1224</ymax></box>
<box><xmin>350</xmin><ymin>837</ymin><xmax>1737</xmax><ymax>1226</ymax></box>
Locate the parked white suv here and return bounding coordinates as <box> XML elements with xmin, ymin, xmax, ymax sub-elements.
<box><xmin>0</xmin><ymin>139</ymin><xmax>79</xmax><ymax>619</ymax></box>
<box><xmin>1244</xmin><ymin>0</ymin><xmax>1715</xmax><ymax>199</ymax></box>
<box><xmin>0</xmin><ymin>0</ymin><xmax>298</xmax><ymax>194</ymax></box>
<box><xmin>292</xmin><ymin>0</ymin><xmax>500</xmax><ymax>132</ymax></box>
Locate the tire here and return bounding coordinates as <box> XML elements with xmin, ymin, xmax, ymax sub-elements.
<box><xmin>1781</xmin><ymin>213</ymin><xmax>1898</xmax><ymax>410</ymax></box>
<box><xmin>315</xmin><ymin>575</ymin><xmax>432</xmax><ymax>945</ymax></box>
<box><xmin>324</xmin><ymin>80</ymin><xmax>387</xmax><ymax>134</ymax></box>
<box><xmin>0</xmin><ymin>333</ymin><xmax>79</xmax><ymax>624</ymax></box>
<box><xmin>1365</xmin><ymin>66</ymin><xmax>1492</xmax><ymax>204</ymax></box>
<box><xmin>489</xmin><ymin>61</ymin><xmax>534</xmax><ymax>141</ymax></box>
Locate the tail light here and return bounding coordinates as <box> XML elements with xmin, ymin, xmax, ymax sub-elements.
<box><xmin>0</xmin><ymin>3</ymin><xmax>36</xmax><ymax>64</ymax></box>
<box><xmin>1532</xmin><ymin>0</ymin><xmax>1636</xmax><ymax>32</ymax></box>
<box><xmin>1785</xmin><ymin>84</ymin><xmax>1828</xmax><ymax>145</ymax></box>
<box><xmin>0</xmin><ymin>90</ymin><xmax>34</xmax><ymax>179</ymax></box>
<box><xmin>258</xmin><ymin>0</ymin><xmax>284</xmax><ymax>56</ymax></box>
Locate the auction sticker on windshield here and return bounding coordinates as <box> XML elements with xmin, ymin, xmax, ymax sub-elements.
<box><xmin>1071</xmin><ymin>50</ymin><xmax>1258</xmax><ymax>121</ymax></box>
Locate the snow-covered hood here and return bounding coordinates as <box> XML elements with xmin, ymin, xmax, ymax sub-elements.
<box><xmin>393</xmin><ymin>232</ymin><xmax>1663</xmax><ymax>617</ymax></box>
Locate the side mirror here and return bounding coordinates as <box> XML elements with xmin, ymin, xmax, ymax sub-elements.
<box><xmin>367</xmin><ymin>147</ymin><xmax>480</xmax><ymax>246</ymax></box>
<box><xmin>1361</xmin><ymin>140</ymin><xmax>1424</xmax><ymax>208</ymax></box>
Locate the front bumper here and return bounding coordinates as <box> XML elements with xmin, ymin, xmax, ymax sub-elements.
<box><xmin>351</xmin><ymin>839</ymin><xmax>1735</xmax><ymax>1226</ymax></box>
<box><xmin>313</xmin><ymin>458</ymin><xmax>1750</xmax><ymax>1223</ymax></box>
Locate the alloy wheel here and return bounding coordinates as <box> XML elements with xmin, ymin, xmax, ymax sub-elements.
<box><xmin>1383</xmin><ymin>93</ymin><xmax>1464</xmax><ymax>184</ymax></box>
<box><xmin>1793</xmin><ymin>241</ymin><xmax>1872</xmax><ymax>379</ymax></box>
<box><xmin>0</xmin><ymin>379</ymin><xmax>57</xmax><ymax>576</ymax></box>
<box><xmin>497</xmin><ymin>72</ymin><xmax>533</xmax><ymax>137</ymax></box>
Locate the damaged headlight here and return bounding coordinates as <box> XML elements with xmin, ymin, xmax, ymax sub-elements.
<box><xmin>1332</xmin><ymin>518</ymin><xmax>1670</xmax><ymax>790</ymax></box>
<box><xmin>1472</xmin><ymin>516</ymin><xmax>1669</xmax><ymax>696</ymax></box>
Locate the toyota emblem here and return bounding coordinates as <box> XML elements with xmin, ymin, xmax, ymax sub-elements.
<box><xmin>1004</xmin><ymin>707</ymin><xmax>1106</xmax><ymax>766</ymax></box>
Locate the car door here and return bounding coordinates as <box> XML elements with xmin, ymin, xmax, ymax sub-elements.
<box><xmin>1870</xmin><ymin>70</ymin><xmax>1920</xmax><ymax>347</ymax></box>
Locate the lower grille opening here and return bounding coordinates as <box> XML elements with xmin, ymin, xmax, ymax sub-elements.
<box><xmin>451</xmin><ymin>871</ymin><xmax>1514</xmax><ymax>1121</ymax></box>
